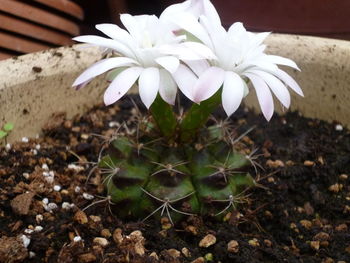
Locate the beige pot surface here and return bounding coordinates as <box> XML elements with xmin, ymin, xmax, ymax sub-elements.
<box><xmin>0</xmin><ymin>34</ymin><xmax>349</xmax><ymax>142</ymax></box>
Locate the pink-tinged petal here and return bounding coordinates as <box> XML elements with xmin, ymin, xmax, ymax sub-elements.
<box><xmin>184</xmin><ymin>59</ymin><xmax>210</xmax><ymax>76</ymax></box>
<box><xmin>244</xmin><ymin>73</ymin><xmax>274</xmax><ymax>121</ymax></box>
<box><xmin>265</xmin><ymin>55</ymin><xmax>300</xmax><ymax>71</ymax></box>
<box><xmin>155</xmin><ymin>56</ymin><xmax>180</xmax><ymax>73</ymax></box>
<box><xmin>273</xmin><ymin>69</ymin><xmax>304</xmax><ymax>97</ymax></box>
<box><xmin>73</xmin><ymin>35</ymin><xmax>135</xmax><ymax>58</ymax></box>
<box><xmin>104</xmin><ymin>67</ymin><xmax>143</xmax><ymax>106</ymax></box>
<box><xmin>75</xmin><ymin>79</ymin><xmax>92</xmax><ymax>90</ymax></box>
<box><xmin>138</xmin><ymin>67</ymin><xmax>160</xmax><ymax>109</ymax></box>
<box><xmin>192</xmin><ymin>66</ymin><xmax>225</xmax><ymax>103</ymax></box>
<box><xmin>222</xmin><ymin>71</ymin><xmax>245</xmax><ymax>116</ymax></box>
<box><xmin>159</xmin><ymin>44</ymin><xmax>204</xmax><ymax>60</ymax></box>
<box><xmin>248</xmin><ymin>70</ymin><xmax>291</xmax><ymax>108</ymax></box>
<box><xmin>172</xmin><ymin>64</ymin><xmax>198</xmax><ymax>101</ymax></box>
<box><xmin>72</xmin><ymin>57</ymin><xmax>138</xmax><ymax>87</ymax></box>
<box><xmin>159</xmin><ymin>69</ymin><xmax>177</xmax><ymax>105</ymax></box>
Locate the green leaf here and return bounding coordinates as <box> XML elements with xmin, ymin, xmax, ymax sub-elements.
<box><xmin>3</xmin><ymin>123</ymin><xmax>14</xmax><ymax>132</ymax></box>
<box><xmin>179</xmin><ymin>90</ymin><xmax>221</xmax><ymax>142</ymax></box>
<box><xmin>0</xmin><ymin>130</ymin><xmax>8</xmax><ymax>139</ymax></box>
<box><xmin>150</xmin><ymin>95</ymin><xmax>177</xmax><ymax>138</ymax></box>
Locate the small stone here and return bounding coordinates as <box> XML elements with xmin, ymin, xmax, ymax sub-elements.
<box><xmin>264</xmin><ymin>239</ymin><xmax>273</xmax><ymax>247</ymax></box>
<box><xmin>335</xmin><ymin>224</ymin><xmax>347</xmax><ymax>232</ymax></box>
<box><xmin>78</xmin><ymin>253</ymin><xmax>96</xmax><ymax>263</ymax></box>
<box><xmin>248</xmin><ymin>238</ymin><xmax>260</xmax><ymax>247</ymax></box>
<box><xmin>42</xmin><ymin>164</ymin><xmax>49</xmax><ymax>170</ymax></box>
<box><xmin>328</xmin><ymin>183</ymin><xmax>343</xmax><ymax>193</ymax></box>
<box><xmin>185</xmin><ymin>225</ymin><xmax>198</xmax><ymax>235</ymax></box>
<box><xmin>29</xmin><ymin>251</ymin><xmax>36</xmax><ymax>258</ymax></box>
<box><xmin>11</xmin><ymin>192</ymin><xmax>35</xmax><ymax>215</ymax></box>
<box><xmin>266</xmin><ymin>159</ymin><xmax>285</xmax><ymax>168</ymax></box>
<box><xmin>34</xmin><ymin>226</ymin><xmax>43</xmax><ymax>232</ymax></box>
<box><xmin>300</xmin><ymin>220</ymin><xmax>312</xmax><ymax>229</ymax></box>
<box><xmin>204</xmin><ymin>253</ymin><xmax>213</xmax><ymax>261</ymax></box>
<box><xmin>62</xmin><ymin>202</ymin><xmax>74</xmax><ymax>210</ymax></box>
<box><xmin>335</xmin><ymin>124</ymin><xmax>343</xmax><ymax>131</ymax></box>
<box><xmin>101</xmin><ymin>229</ymin><xmax>111</xmax><ymax>238</ymax></box>
<box><xmin>74</xmin><ymin>210</ymin><xmax>88</xmax><ymax>224</ymax></box>
<box><xmin>5</xmin><ymin>143</ymin><xmax>11</xmax><ymax>151</ymax></box>
<box><xmin>20</xmin><ymin>235</ymin><xmax>31</xmax><ymax>248</ymax></box>
<box><xmin>53</xmin><ymin>185</ymin><xmax>61</xmax><ymax>192</ymax></box>
<box><xmin>42</xmin><ymin>198</ymin><xmax>49</xmax><ymax>205</ymax></box>
<box><xmin>113</xmin><ymin>228</ymin><xmax>123</xmax><ymax>244</ymax></box>
<box><xmin>191</xmin><ymin>257</ymin><xmax>205</xmax><ymax>263</ymax></box>
<box><xmin>339</xmin><ymin>174</ymin><xmax>348</xmax><ymax>181</ymax></box>
<box><xmin>149</xmin><ymin>252</ymin><xmax>159</xmax><ymax>260</ymax></box>
<box><xmin>74</xmin><ymin>186</ymin><xmax>81</xmax><ymax>193</ymax></box>
<box><xmin>73</xmin><ymin>236</ymin><xmax>82</xmax><ymax>242</ymax></box>
<box><xmin>313</xmin><ymin>232</ymin><xmax>330</xmax><ymax>241</ymax></box>
<box><xmin>304</xmin><ymin>160</ymin><xmax>315</xmax><ymax>167</ymax></box>
<box><xmin>310</xmin><ymin>240</ymin><xmax>320</xmax><ymax>251</ymax></box>
<box><xmin>89</xmin><ymin>215</ymin><xmax>101</xmax><ymax>222</ymax></box>
<box><xmin>181</xmin><ymin>247</ymin><xmax>191</xmax><ymax>258</ymax></box>
<box><xmin>83</xmin><ymin>193</ymin><xmax>94</xmax><ymax>200</ymax></box>
<box><xmin>22</xmin><ymin>173</ymin><xmax>30</xmax><ymax>179</ymax></box>
<box><xmin>21</xmin><ymin>137</ymin><xmax>29</xmax><ymax>143</ymax></box>
<box><xmin>167</xmin><ymin>249</ymin><xmax>181</xmax><ymax>258</ymax></box>
<box><xmin>199</xmin><ymin>234</ymin><xmax>216</xmax><ymax>248</ymax></box>
<box><xmin>36</xmin><ymin>214</ymin><xmax>43</xmax><ymax>223</ymax></box>
<box><xmin>81</xmin><ymin>134</ymin><xmax>89</xmax><ymax>140</ymax></box>
<box><xmin>35</xmin><ymin>144</ymin><xmax>41</xmax><ymax>150</ymax></box>
<box><xmin>227</xmin><ymin>240</ymin><xmax>239</xmax><ymax>253</ymax></box>
<box><xmin>45</xmin><ymin>203</ymin><xmax>58</xmax><ymax>212</ymax></box>
<box><xmin>93</xmin><ymin>237</ymin><xmax>109</xmax><ymax>247</ymax></box>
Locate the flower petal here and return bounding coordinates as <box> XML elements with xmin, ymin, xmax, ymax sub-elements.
<box><xmin>172</xmin><ymin>64</ymin><xmax>198</xmax><ymax>101</ymax></box>
<box><xmin>104</xmin><ymin>67</ymin><xmax>143</xmax><ymax>106</ymax></box>
<box><xmin>159</xmin><ymin>69</ymin><xmax>177</xmax><ymax>105</ymax></box>
<box><xmin>95</xmin><ymin>23</ymin><xmax>136</xmax><ymax>49</ymax></box>
<box><xmin>272</xmin><ymin>69</ymin><xmax>304</xmax><ymax>97</ymax></box>
<box><xmin>138</xmin><ymin>67</ymin><xmax>160</xmax><ymax>109</ymax></box>
<box><xmin>265</xmin><ymin>55</ymin><xmax>300</xmax><ymax>71</ymax></box>
<box><xmin>192</xmin><ymin>66</ymin><xmax>225</xmax><ymax>103</ymax></box>
<box><xmin>73</xmin><ymin>57</ymin><xmax>138</xmax><ymax>87</ymax></box>
<box><xmin>222</xmin><ymin>71</ymin><xmax>245</xmax><ymax>116</ymax></box>
<box><xmin>248</xmin><ymin>70</ymin><xmax>291</xmax><ymax>108</ymax></box>
<box><xmin>155</xmin><ymin>56</ymin><xmax>180</xmax><ymax>73</ymax></box>
<box><xmin>181</xmin><ymin>41</ymin><xmax>217</xmax><ymax>60</ymax></box>
<box><xmin>73</xmin><ymin>35</ymin><xmax>135</xmax><ymax>58</ymax></box>
<box><xmin>183</xmin><ymin>59</ymin><xmax>210</xmax><ymax>76</ymax></box>
<box><xmin>244</xmin><ymin>73</ymin><xmax>274</xmax><ymax>121</ymax></box>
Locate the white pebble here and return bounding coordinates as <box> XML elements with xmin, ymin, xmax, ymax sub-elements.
<box><xmin>42</xmin><ymin>198</ymin><xmax>49</xmax><ymax>205</ymax></box>
<box><xmin>21</xmin><ymin>137</ymin><xmax>29</xmax><ymax>143</ymax></box>
<box><xmin>73</xmin><ymin>236</ymin><xmax>82</xmax><ymax>242</ymax></box>
<box><xmin>49</xmin><ymin>171</ymin><xmax>55</xmax><ymax>177</ymax></box>
<box><xmin>42</xmin><ymin>171</ymin><xmax>50</xmax><ymax>177</ymax></box>
<box><xmin>335</xmin><ymin>124</ymin><xmax>343</xmax><ymax>131</ymax></box>
<box><xmin>53</xmin><ymin>185</ymin><xmax>61</xmax><ymax>192</ymax></box>
<box><xmin>62</xmin><ymin>202</ymin><xmax>75</xmax><ymax>210</ymax></box>
<box><xmin>29</xmin><ymin>251</ymin><xmax>36</xmax><ymax>258</ymax></box>
<box><xmin>74</xmin><ymin>186</ymin><xmax>81</xmax><ymax>193</ymax></box>
<box><xmin>44</xmin><ymin>202</ymin><xmax>58</xmax><ymax>212</ymax></box>
<box><xmin>22</xmin><ymin>173</ymin><xmax>30</xmax><ymax>179</ymax></box>
<box><xmin>109</xmin><ymin>121</ymin><xmax>119</xmax><ymax>128</ymax></box>
<box><xmin>42</xmin><ymin>164</ymin><xmax>49</xmax><ymax>170</ymax></box>
<box><xmin>45</xmin><ymin>176</ymin><xmax>54</xmax><ymax>184</ymax></box>
<box><xmin>35</xmin><ymin>144</ymin><xmax>41</xmax><ymax>150</ymax></box>
<box><xmin>68</xmin><ymin>164</ymin><xmax>84</xmax><ymax>172</ymax></box>
<box><xmin>31</xmin><ymin>149</ymin><xmax>38</xmax><ymax>155</ymax></box>
<box><xmin>5</xmin><ymin>143</ymin><xmax>11</xmax><ymax>151</ymax></box>
<box><xmin>24</xmin><ymin>229</ymin><xmax>34</xmax><ymax>234</ymax></box>
<box><xmin>34</xmin><ymin>226</ymin><xmax>43</xmax><ymax>232</ymax></box>
<box><xmin>36</xmin><ymin>214</ymin><xmax>43</xmax><ymax>223</ymax></box>
<box><xmin>83</xmin><ymin>193</ymin><xmax>94</xmax><ymax>200</ymax></box>
<box><xmin>21</xmin><ymin>235</ymin><xmax>31</xmax><ymax>248</ymax></box>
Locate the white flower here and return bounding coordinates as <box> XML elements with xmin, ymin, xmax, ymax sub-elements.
<box><xmin>172</xmin><ymin>12</ymin><xmax>303</xmax><ymax>120</ymax></box>
<box><xmin>73</xmin><ymin>14</ymin><xmax>214</xmax><ymax>108</ymax></box>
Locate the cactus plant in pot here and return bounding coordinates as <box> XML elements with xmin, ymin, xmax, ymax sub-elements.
<box><xmin>0</xmin><ymin>0</ymin><xmax>349</xmax><ymax>262</ymax></box>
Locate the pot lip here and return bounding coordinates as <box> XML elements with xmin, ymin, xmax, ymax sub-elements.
<box><xmin>0</xmin><ymin>33</ymin><xmax>349</xmax><ymax>143</ymax></box>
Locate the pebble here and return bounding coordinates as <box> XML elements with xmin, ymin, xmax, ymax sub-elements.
<box><xmin>204</xmin><ymin>253</ymin><xmax>213</xmax><ymax>261</ymax></box>
<box><xmin>53</xmin><ymin>185</ymin><xmax>61</xmax><ymax>192</ymax></box>
<box><xmin>73</xmin><ymin>236</ymin><xmax>82</xmax><ymax>242</ymax></box>
<box><xmin>68</xmin><ymin>164</ymin><xmax>85</xmax><ymax>172</ymax></box>
<box><xmin>36</xmin><ymin>214</ymin><xmax>43</xmax><ymax>223</ymax></box>
<box><xmin>34</xmin><ymin>226</ymin><xmax>43</xmax><ymax>232</ymax></box>
<box><xmin>42</xmin><ymin>198</ymin><xmax>49</xmax><ymax>205</ymax></box>
<box><xmin>149</xmin><ymin>252</ymin><xmax>159</xmax><ymax>260</ymax></box>
<box><xmin>339</xmin><ymin>174</ymin><xmax>348</xmax><ymax>181</ymax></box>
<box><xmin>35</xmin><ymin>144</ymin><xmax>41</xmax><ymax>150</ymax></box>
<box><xmin>45</xmin><ymin>203</ymin><xmax>58</xmax><ymax>212</ymax></box>
<box><xmin>248</xmin><ymin>238</ymin><xmax>260</xmax><ymax>247</ymax></box>
<box><xmin>42</xmin><ymin>164</ymin><xmax>49</xmax><ymax>170</ymax></box>
<box><xmin>74</xmin><ymin>210</ymin><xmax>88</xmax><ymax>224</ymax></box>
<box><xmin>199</xmin><ymin>234</ymin><xmax>216</xmax><ymax>248</ymax></box>
<box><xmin>93</xmin><ymin>237</ymin><xmax>109</xmax><ymax>247</ymax></box>
<box><xmin>335</xmin><ymin>124</ymin><xmax>343</xmax><ymax>131</ymax></box>
<box><xmin>100</xmin><ymin>229</ymin><xmax>111</xmax><ymax>238</ymax></box>
<box><xmin>191</xmin><ymin>257</ymin><xmax>205</xmax><ymax>263</ymax></box>
<box><xmin>227</xmin><ymin>240</ymin><xmax>239</xmax><ymax>253</ymax></box>
<box><xmin>113</xmin><ymin>228</ymin><xmax>123</xmax><ymax>244</ymax></box>
<box><xmin>181</xmin><ymin>247</ymin><xmax>191</xmax><ymax>258</ymax></box>
<box><xmin>5</xmin><ymin>143</ymin><xmax>11</xmax><ymax>151</ymax></box>
<box><xmin>304</xmin><ymin>160</ymin><xmax>315</xmax><ymax>167</ymax></box>
<box><xmin>310</xmin><ymin>240</ymin><xmax>320</xmax><ymax>250</ymax></box>
<box><xmin>21</xmin><ymin>137</ymin><xmax>29</xmax><ymax>143</ymax></box>
<box><xmin>328</xmin><ymin>183</ymin><xmax>343</xmax><ymax>193</ymax></box>
<box><xmin>83</xmin><ymin>193</ymin><xmax>94</xmax><ymax>200</ymax></box>
<box><xmin>266</xmin><ymin>159</ymin><xmax>285</xmax><ymax>168</ymax></box>
<box><xmin>78</xmin><ymin>253</ymin><xmax>96</xmax><ymax>263</ymax></box>
<box><xmin>20</xmin><ymin>235</ymin><xmax>31</xmax><ymax>248</ymax></box>
<box><xmin>313</xmin><ymin>232</ymin><xmax>330</xmax><ymax>241</ymax></box>
<box><xmin>167</xmin><ymin>249</ymin><xmax>181</xmax><ymax>258</ymax></box>
<box><xmin>74</xmin><ymin>186</ymin><xmax>81</xmax><ymax>193</ymax></box>
<box><xmin>335</xmin><ymin>224</ymin><xmax>347</xmax><ymax>232</ymax></box>
<box><xmin>22</xmin><ymin>173</ymin><xmax>30</xmax><ymax>179</ymax></box>
<box><xmin>29</xmin><ymin>251</ymin><xmax>36</xmax><ymax>258</ymax></box>
<box><xmin>62</xmin><ymin>202</ymin><xmax>74</xmax><ymax>210</ymax></box>
<box><xmin>300</xmin><ymin>219</ymin><xmax>312</xmax><ymax>229</ymax></box>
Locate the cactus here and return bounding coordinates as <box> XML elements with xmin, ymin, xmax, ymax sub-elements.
<box><xmin>96</xmin><ymin>94</ymin><xmax>256</xmax><ymax>223</ymax></box>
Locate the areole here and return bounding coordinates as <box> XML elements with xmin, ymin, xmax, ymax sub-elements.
<box><xmin>0</xmin><ymin>33</ymin><xmax>349</xmax><ymax>143</ymax></box>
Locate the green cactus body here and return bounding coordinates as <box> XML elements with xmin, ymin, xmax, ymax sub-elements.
<box><xmin>94</xmin><ymin>94</ymin><xmax>256</xmax><ymax>222</ymax></box>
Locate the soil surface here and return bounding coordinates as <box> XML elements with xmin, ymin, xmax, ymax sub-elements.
<box><xmin>0</xmin><ymin>97</ymin><xmax>349</xmax><ymax>263</ymax></box>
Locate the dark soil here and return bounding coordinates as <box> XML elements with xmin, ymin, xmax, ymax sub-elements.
<box><xmin>0</xmin><ymin>97</ymin><xmax>349</xmax><ymax>263</ymax></box>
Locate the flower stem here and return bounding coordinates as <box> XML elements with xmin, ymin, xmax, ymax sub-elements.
<box><xmin>150</xmin><ymin>95</ymin><xmax>178</xmax><ymax>138</ymax></box>
<box><xmin>179</xmin><ymin>90</ymin><xmax>221</xmax><ymax>143</ymax></box>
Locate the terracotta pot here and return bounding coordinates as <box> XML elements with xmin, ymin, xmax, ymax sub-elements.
<box><xmin>0</xmin><ymin>34</ymin><xmax>349</xmax><ymax>142</ymax></box>
<box><xmin>0</xmin><ymin>0</ymin><xmax>84</xmax><ymax>60</ymax></box>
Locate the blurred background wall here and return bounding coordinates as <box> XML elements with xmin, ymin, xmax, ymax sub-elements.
<box><xmin>1</xmin><ymin>0</ymin><xmax>349</xmax><ymax>60</ymax></box>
